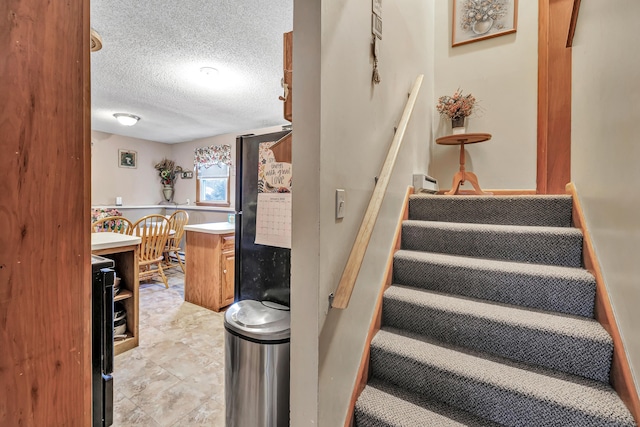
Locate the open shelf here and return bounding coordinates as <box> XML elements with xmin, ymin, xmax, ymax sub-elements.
<box><xmin>114</xmin><ymin>288</ymin><xmax>133</xmax><ymax>302</ymax></box>
<box><xmin>114</xmin><ymin>332</ymin><xmax>136</xmax><ymax>356</ymax></box>
<box><xmin>93</xmin><ymin>242</ymin><xmax>140</xmax><ymax>357</ymax></box>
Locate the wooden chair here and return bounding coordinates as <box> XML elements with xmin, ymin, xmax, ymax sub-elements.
<box><xmin>165</xmin><ymin>210</ymin><xmax>189</xmax><ymax>273</ymax></box>
<box><xmin>131</xmin><ymin>214</ymin><xmax>172</xmax><ymax>288</ymax></box>
<box><xmin>91</xmin><ymin>216</ymin><xmax>134</xmax><ymax>235</ymax></box>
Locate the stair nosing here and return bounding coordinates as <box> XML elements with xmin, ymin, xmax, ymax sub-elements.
<box><xmin>403</xmin><ymin>219</ymin><xmax>584</xmax><ymax>236</ymax></box>
<box><xmin>384</xmin><ymin>284</ymin><xmax>610</xmax><ymax>344</ymax></box>
<box><xmin>394</xmin><ymin>249</ymin><xmax>594</xmax><ymax>279</ymax></box>
<box><xmin>357</xmin><ymin>379</ymin><xmax>501</xmax><ymax>427</ymax></box>
<box><xmin>370</xmin><ymin>328</ymin><xmax>627</xmax><ymax>419</ymax></box>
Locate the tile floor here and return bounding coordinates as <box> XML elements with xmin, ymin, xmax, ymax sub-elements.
<box><xmin>113</xmin><ymin>269</ymin><xmax>227</xmax><ymax>426</ymax></box>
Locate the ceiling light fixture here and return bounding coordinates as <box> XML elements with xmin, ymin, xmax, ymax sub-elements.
<box><xmin>199</xmin><ymin>67</ymin><xmax>219</xmax><ymax>78</ymax></box>
<box><xmin>113</xmin><ymin>113</ymin><xmax>140</xmax><ymax>126</ymax></box>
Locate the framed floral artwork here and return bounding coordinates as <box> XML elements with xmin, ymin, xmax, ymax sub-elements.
<box><xmin>452</xmin><ymin>0</ymin><xmax>518</xmax><ymax>47</ymax></box>
<box><xmin>118</xmin><ymin>149</ymin><xmax>137</xmax><ymax>168</ymax></box>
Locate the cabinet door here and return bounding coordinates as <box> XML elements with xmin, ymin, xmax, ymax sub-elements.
<box><xmin>221</xmin><ymin>249</ymin><xmax>235</xmax><ymax>307</ymax></box>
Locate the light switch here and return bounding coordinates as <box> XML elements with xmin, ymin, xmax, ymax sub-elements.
<box><xmin>336</xmin><ymin>189</ymin><xmax>346</xmax><ymax>219</ymax></box>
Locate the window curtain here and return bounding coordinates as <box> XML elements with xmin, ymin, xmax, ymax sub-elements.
<box><xmin>194</xmin><ymin>144</ymin><xmax>232</xmax><ymax>169</ymax></box>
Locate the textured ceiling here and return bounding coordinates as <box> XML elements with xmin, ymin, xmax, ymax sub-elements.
<box><xmin>90</xmin><ymin>0</ymin><xmax>293</xmax><ymax>144</ymax></box>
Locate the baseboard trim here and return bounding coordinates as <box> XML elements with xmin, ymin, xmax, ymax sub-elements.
<box><xmin>566</xmin><ymin>182</ymin><xmax>640</xmax><ymax>422</ymax></box>
<box><xmin>344</xmin><ymin>185</ymin><xmax>413</xmax><ymax>427</ymax></box>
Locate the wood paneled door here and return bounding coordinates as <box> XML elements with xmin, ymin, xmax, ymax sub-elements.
<box><xmin>0</xmin><ymin>0</ymin><xmax>92</xmax><ymax>425</ymax></box>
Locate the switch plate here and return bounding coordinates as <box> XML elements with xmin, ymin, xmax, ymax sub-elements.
<box><xmin>336</xmin><ymin>189</ymin><xmax>346</xmax><ymax>219</ymax></box>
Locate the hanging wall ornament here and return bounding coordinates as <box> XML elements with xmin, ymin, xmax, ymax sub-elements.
<box><xmin>372</xmin><ymin>36</ymin><xmax>381</xmax><ymax>85</ymax></box>
<box><xmin>371</xmin><ymin>0</ymin><xmax>382</xmax><ymax>85</ymax></box>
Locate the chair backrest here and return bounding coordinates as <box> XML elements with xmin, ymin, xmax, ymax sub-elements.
<box><xmin>131</xmin><ymin>215</ymin><xmax>172</xmax><ymax>262</ymax></box>
<box><xmin>168</xmin><ymin>210</ymin><xmax>189</xmax><ymax>245</ymax></box>
<box><xmin>91</xmin><ymin>216</ymin><xmax>134</xmax><ymax>235</ymax></box>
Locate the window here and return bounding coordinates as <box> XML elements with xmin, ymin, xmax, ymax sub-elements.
<box><xmin>196</xmin><ymin>163</ymin><xmax>230</xmax><ymax>206</ymax></box>
<box><xmin>194</xmin><ymin>144</ymin><xmax>232</xmax><ymax>207</ymax></box>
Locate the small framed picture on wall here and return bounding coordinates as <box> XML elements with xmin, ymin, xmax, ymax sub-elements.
<box><xmin>452</xmin><ymin>0</ymin><xmax>518</xmax><ymax>47</ymax></box>
<box><xmin>118</xmin><ymin>149</ymin><xmax>137</xmax><ymax>168</ymax></box>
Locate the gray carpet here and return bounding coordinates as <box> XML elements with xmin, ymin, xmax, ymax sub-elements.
<box><xmin>355</xmin><ymin>195</ymin><xmax>636</xmax><ymax>427</ymax></box>
<box><xmin>408</xmin><ymin>195</ymin><xmax>573</xmax><ymax>227</ymax></box>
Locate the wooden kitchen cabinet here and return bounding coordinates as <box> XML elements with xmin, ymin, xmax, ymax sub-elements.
<box><xmin>91</xmin><ymin>233</ymin><xmax>141</xmax><ymax>356</ymax></box>
<box><xmin>221</xmin><ymin>236</ymin><xmax>235</xmax><ymax>308</ymax></box>
<box><xmin>184</xmin><ymin>223</ymin><xmax>236</xmax><ymax>312</ymax></box>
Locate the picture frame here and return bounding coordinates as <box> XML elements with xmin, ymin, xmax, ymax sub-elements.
<box><xmin>118</xmin><ymin>149</ymin><xmax>137</xmax><ymax>169</ymax></box>
<box><xmin>452</xmin><ymin>0</ymin><xmax>518</xmax><ymax>47</ymax></box>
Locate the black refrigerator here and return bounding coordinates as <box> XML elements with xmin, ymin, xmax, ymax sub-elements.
<box><xmin>234</xmin><ymin>130</ymin><xmax>291</xmax><ymax>307</ymax></box>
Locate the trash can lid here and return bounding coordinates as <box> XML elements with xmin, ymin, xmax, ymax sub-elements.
<box><xmin>224</xmin><ymin>300</ymin><xmax>290</xmax><ymax>341</ymax></box>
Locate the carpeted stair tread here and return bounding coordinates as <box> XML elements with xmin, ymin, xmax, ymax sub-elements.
<box><xmin>370</xmin><ymin>329</ymin><xmax>635</xmax><ymax>427</ymax></box>
<box><xmin>355</xmin><ymin>379</ymin><xmax>500</xmax><ymax>427</ymax></box>
<box><xmin>401</xmin><ymin>220</ymin><xmax>583</xmax><ymax>267</ymax></box>
<box><xmin>383</xmin><ymin>285</ymin><xmax>612</xmax><ymax>382</ymax></box>
<box><xmin>409</xmin><ymin>194</ymin><xmax>573</xmax><ymax>227</ymax></box>
<box><xmin>394</xmin><ymin>249</ymin><xmax>596</xmax><ymax>317</ymax></box>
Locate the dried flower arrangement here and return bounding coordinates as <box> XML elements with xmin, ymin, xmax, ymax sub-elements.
<box><xmin>154</xmin><ymin>158</ymin><xmax>183</xmax><ymax>186</ymax></box>
<box><xmin>436</xmin><ymin>89</ymin><xmax>477</xmax><ymax>120</ymax></box>
<box><xmin>91</xmin><ymin>208</ymin><xmax>126</xmax><ymax>231</ymax></box>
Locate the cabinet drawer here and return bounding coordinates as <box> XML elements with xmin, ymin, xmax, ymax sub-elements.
<box><xmin>222</xmin><ymin>235</ymin><xmax>235</xmax><ymax>250</ymax></box>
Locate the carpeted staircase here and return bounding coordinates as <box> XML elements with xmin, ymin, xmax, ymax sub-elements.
<box><xmin>354</xmin><ymin>194</ymin><xmax>636</xmax><ymax>427</ymax></box>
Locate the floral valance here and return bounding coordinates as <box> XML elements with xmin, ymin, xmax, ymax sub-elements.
<box><xmin>194</xmin><ymin>144</ymin><xmax>232</xmax><ymax>169</ymax></box>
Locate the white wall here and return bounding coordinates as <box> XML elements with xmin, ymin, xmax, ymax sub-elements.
<box><xmin>291</xmin><ymin>0</ymin><xmax>433</xmax><ymax>425</ymax></box>
<box><xmin>430</xmin><ymin>1</ymin><xmax>538</xmax><ymax>190</ymax></box>
<box><xmin>92</xmin><ymin>125</ymin><xmax>285</xmax><ymax>208</ymax></box>
<box><xmin>91</xmin><ymin>131</ymin><xmax>173</xmax><ymax>205</ymax></box>
<box><xmin>571</xmin><ymin>0</ymin><xmax>640</xmax><ymax>392</ymax></box>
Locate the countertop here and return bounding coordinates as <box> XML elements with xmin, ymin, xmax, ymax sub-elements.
<box><xmin>184</xmin><ymin>222</ymin><xmax>235</xmax><ymax>235</ymax></box>
<box><xmin>91</xmin><ymin>233</ymin><xmax>142</xmax><ymax>251</ymax></box>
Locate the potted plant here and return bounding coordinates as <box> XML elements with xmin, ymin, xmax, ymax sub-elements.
<box><xmin>154</xmin><ymin>158</ymin><xmax>183</xmax><ymax>202</ymax></box>
<box><xmin>436</xmin><ymin>89</ymin><xmax>477</xmax><ymax>134</ymax></box>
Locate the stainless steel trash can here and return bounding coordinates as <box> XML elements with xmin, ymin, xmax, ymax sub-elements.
<box><xmin>224</xmin><ymin>300</ymin><xmax>290</xmax><ymax>427</ymax></box>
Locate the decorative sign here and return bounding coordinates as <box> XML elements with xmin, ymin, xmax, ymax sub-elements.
<box><xmin>255</xmin><ymin>140</ymin><xmax>292</xmax><ymax>249</ymax></box>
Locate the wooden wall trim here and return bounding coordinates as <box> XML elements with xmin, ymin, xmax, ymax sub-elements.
<box><xmin>344</xmin><ymin>186</ymin><xmax>413</xmax><ymax>427</ymax></box>
<box><xmin>537</xmin><ymin>0</ymin><xmax>573</xmax><ymax>194</ymax></box>
<box><xmin>566</xmin><ymin>183</ymin><xmax>640</xmax><ymax>422</ymax></box>
<box><xmin>566</xmin><ymin>0</ymin><xmax>582</xmax><ymax>47</ymax></box>
<box><xmin>0</xmin><ymin>0</ymin><xmax>91</xmax><ymax>425</ymax></box>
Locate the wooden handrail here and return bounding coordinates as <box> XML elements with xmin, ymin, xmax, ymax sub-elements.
<box><xmin>331</xmin><ymin>75</ymin><xmax>423</xmax><ymax>309</ymax></box>
<box><xmin>566</xmin><ymin>0</ymin><xmax>582</xmax><ymax>48</ymax></box>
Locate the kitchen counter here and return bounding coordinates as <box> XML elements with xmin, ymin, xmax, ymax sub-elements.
<box><xmin>184</xmin><ymin>222</ymin><xmax>235</xmax><ymax>235</ymax></box>
<box><xmin>91</xmin><ymin>233</ymin><xmax>141</xmax><ymax>251</ymax></box>
<box><xmin>184</xmin><ymin>223</ymin><xmax>235</xmax><ymax>311</ymax></box>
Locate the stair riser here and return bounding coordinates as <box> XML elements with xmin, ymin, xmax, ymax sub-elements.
<box><xmin>408</xmin><ymin>196</ymin><xmax>573</xmax><ymax>227</ymax></box>
<box><xmin>382</xmin><ymin>297</ymin><xmax>612</xmax><ymax>383</ymax></box>
<box><xmin>401</xmin><ymin>223</ymin><xmax>583</xmax><ymax>267</ymax></box>
<box><xmin>370</xmin><ymin>346</ymin><xmax>625</xmax><ymax>427</ymax></box>
<box><xmin>393</xmin><ymin>256</ymin><xmax>596</xmax><ymax>318</ymax></box>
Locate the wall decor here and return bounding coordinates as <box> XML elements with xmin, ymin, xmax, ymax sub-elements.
<box><xmin>118</xmin><ymin>149</ymin><xmax>137</xmax><ymax>168</ymax></box>
<box><xmin>452</xmin><ymin>0</ymin><xmax>518</xmax><ymax>47</ymax></box>
<box><xmin>372</xmin><ymin>14</ymin><xmax>383</xmax><ymax>39</ymax></box>
<box><xmin>372</xmin><ymin>0</ymin><xmax>382</xmax><ymax>17</ymax></box>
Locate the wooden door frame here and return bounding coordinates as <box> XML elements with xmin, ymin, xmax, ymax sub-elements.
<box><xmin>1</xmin><ymin>0</ymin><xmax>92</xmax><ymax>425</ymax></box>
<box><xmin>537</xmin><ymin>0</ymin><xmax>574</xmax><ymax>194</ymax></box>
